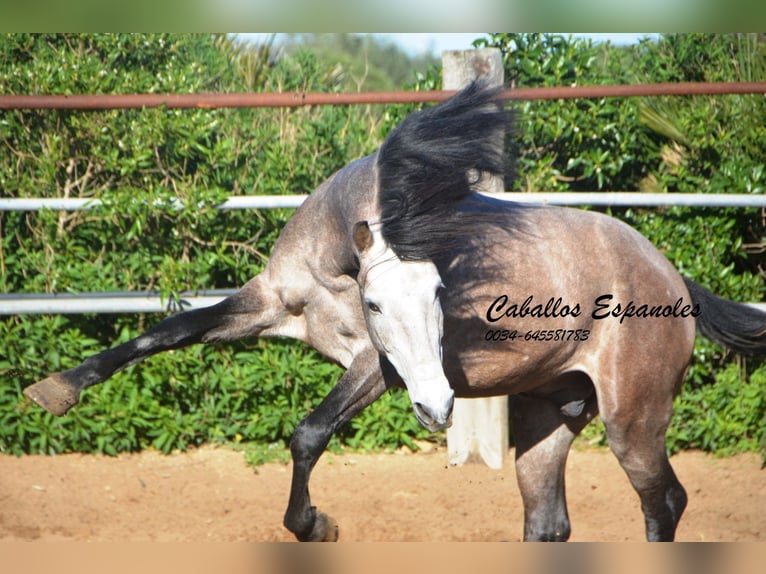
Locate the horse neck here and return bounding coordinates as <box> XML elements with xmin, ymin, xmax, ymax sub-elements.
<box><xmin>269</xmin><ymin>155</ymin><xmax>379</xmax><ymax>279</ymax></box>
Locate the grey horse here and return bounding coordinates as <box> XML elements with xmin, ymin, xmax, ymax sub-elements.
<box><xmin>25</xmin><ymin>83</ymin><xmax>766</xmax><ymax>542</ymax></box>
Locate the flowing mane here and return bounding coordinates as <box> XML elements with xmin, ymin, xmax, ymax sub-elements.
<box><xmin>376</xmin><ymin>81</ymin><xmax>516</xmax><ymax>261</ymax></box>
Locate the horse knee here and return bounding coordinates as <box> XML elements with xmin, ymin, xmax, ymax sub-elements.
<box><xmin>290</xmin><ymin>417</ymin><xmax>330</xmax><ymax>462</ymax></box>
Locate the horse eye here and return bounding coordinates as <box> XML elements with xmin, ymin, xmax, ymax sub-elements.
<box><xmin>366</xmin><ymin>301</ymin><xmax>382</xmax><ymax>314</ymax></box>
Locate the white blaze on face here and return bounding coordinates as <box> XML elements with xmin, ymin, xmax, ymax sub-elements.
<box><xmin>353</xmin><ymin>221</ymin><xmax>454</xmax><ymax>432</ymax></box>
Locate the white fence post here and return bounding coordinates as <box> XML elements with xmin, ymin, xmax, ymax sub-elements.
<box><xmin>443</xmin><ymin>49</ymin><xmax>509</xmax><ymax>470</ymax></box>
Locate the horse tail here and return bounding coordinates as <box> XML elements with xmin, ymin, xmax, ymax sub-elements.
<box><xmin>683</xmin><ymin>277</ymin><xmax>766</xmax><ymax>355</ymax></box>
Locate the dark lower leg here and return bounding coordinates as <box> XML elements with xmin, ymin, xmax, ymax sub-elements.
<box><xmin>510</xmin><ymin>392</ymin><xmax>596</xmax><ymax>542</ymax></box>
<box><xmin>24</xmin><ymin>288</ymin><xmax>268</xmax><ymax>416</ymax></box>
<box><xmin>640</xmin><ymin>471</ymin><xmax>687</xmax><ymax>542</ymax></box>
<box><xmin>606</xmin><ymin>422</ymin><xmax>687</xmax><ymax>541</ymax></box>
<box><xmin>612</xmin><ymin>440</ymin><xmax>687</xmax><ymax>541</ymax></box>
<box><xmin>283</xmin><ymin>349</ymin><xmax>386</xmax><ymax>541</ymax></box>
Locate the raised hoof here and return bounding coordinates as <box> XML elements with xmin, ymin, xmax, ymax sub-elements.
<box><xmin>310</xmin><ymin>512</ymin><xmax>339</xmax><ymax>542</ymax></box>
<box><xmin>23</xmin><ymin>373</ymin><xmax>80</xmax><ymax>416</ymax></box>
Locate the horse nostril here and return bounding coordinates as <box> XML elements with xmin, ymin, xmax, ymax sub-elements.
<box><xmin>413</xmin><ymin>401</ymin><xmax>441</xmax><ymax>428</ymax></box>
<box><xmin>413</xmin><ymin>402</ymin><xmax>431</xmax><ymax>421</ymax></box>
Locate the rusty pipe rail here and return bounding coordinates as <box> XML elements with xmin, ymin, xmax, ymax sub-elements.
<box><xmin>1</xmin><ymin>82</ymin><xmax>766</xmax><ymax>110</ymax></box>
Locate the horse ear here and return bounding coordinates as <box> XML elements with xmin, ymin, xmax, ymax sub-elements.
<box><xmin>352</xmin><ymin>221</ymin><xmax>373</xmax><ymax>254</ymax></box>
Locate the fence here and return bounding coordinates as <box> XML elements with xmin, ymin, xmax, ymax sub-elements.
<box><xmin>1</xmin><ymin>192</ymin><xmax>764</xmax><ymax>315</ymax></box>
<box><xmin>2</xmin><ymin>189</ymin><xmax>764</xmax><ymax>315</ymax></box>
<box><xmin>1</xmin><ymin>80</ymin><xmax>765</xmax><ymax>312</ymax></box>
<box><xmin>0</xmin><ymin>50</ymin><xmax>766</xmax><ymax>482</ymax></box>
<box><xmin>2</xmin><ymin>82</ymin><xmax>766</xmax><ymax>110</ymax></box>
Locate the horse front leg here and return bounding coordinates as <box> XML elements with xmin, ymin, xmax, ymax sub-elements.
<box><xmin>24</xmin><ymin>278</ymin><xmax>274</xmax><ymax>416</ymax></box>
<box><xmin>283</xmin><ymin>347</ymin><xmax>386</xmax><ymax>541</ymax></box>
<box><xmin>509</xmin><ymin>389</ymin><xmax>597</xmax><ymax>542</ymax></box>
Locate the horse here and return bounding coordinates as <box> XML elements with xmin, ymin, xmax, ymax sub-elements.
<box><xmin>24</xmin><ymin>82</ymin><xmax>766</xmax><ymax>542</ymax></box>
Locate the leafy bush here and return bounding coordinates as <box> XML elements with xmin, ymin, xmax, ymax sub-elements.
<box><xmin>668</xmin><ymin>363</ymin><xmax>766</xmax><ymax>455</ymax></box>
<box><xmin>475</xmin><ymin>33</ymin><xmax>655</xmax><ymax>192</ymax></box>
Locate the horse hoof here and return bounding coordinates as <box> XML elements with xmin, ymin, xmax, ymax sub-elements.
<box><xmin>312</xmin><ymin>512</ymin><xmax>339</xmax><ymax>542</ymax></box>
<box><xmin>23</xmin><ymin>373</ymin><xmax>79</xmax><ymax>416</ymax></box>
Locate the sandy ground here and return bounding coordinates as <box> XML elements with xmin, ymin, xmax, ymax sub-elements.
<box><xmin>0</xmin><ymin>444</ymin><xmax>763</xmax><ymax>542</ymax></box>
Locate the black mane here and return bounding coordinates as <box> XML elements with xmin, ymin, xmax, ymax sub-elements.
<box><xmin>376</xmin><ymin>81</ymin><xmax>517</xmax><ymax>261</ymax></box>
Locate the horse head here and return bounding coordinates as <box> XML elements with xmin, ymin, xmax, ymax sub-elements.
<box><xmin>352</xmin><ymin>220</ymin><xmax>454</xmax><ymax>432</ymax></box>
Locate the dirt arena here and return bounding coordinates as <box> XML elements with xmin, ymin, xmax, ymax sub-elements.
<box><xmin>1</xmin><ymin>444</ymin><xmax>763</xmax><ymax>542</ymax></box>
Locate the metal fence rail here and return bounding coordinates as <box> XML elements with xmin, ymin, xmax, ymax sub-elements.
<box><xmin>3</xmin><ymin>192</ymin><xmax>766</xmax><ymax>212</ymax></box>
<box><xmin>0</xmin><ymin>290</ymin><xmax>236</xmax><ymax>315</ymax></box>
<box><xmin>2</xmin><ymin>82</ymin><xmax>766</xmax><ymax>110</ymax></box>
<box><xmin>6</xmin><ymin>292</ymin><xmax>763</xmax><ymax>316</ymax></box>
<box><xmin>2</xmin><ymin>192</ymin><xmax>764</xmax><ymax>315</ymax></box>
<box><xmin>0</xmin><ymin>195</ymin><xmax>309</xmax><ymax>212</ymax></box>
<box><xmin>2</xmin><ymin>81</ymin><xmax>765</xmax><ymax>316</ymax></box>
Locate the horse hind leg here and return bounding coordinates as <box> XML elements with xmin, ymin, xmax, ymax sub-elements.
<box><xmin>510</xmin><ymin>378</ymin><xmax>598</xmax><ymax>542</ymax></box>
<box><xmin>601</xmin><ymin>396</ymin><xmax>687</xmax><ymax>541</ymax></box>
<box><xmin>24</xmin><ymin>277</ymin><xmax>274</xmax><ymax>416</ymax></box>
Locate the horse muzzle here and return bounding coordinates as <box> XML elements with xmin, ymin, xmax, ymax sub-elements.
<box><xmin>413</xmin><ymin>392</ymin><xmax>455</xmax><ymax>432</ymax></box>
